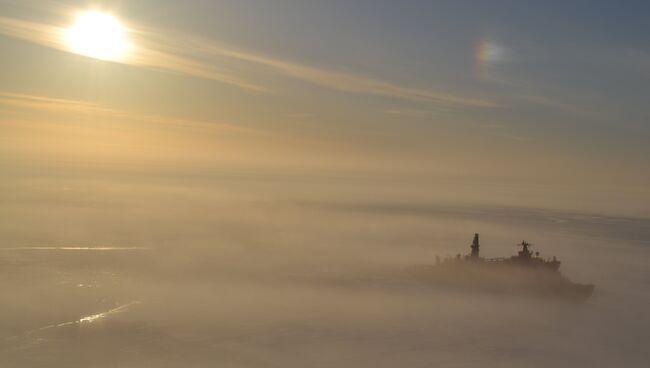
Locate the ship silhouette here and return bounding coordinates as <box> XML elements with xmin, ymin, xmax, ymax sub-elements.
<box><xmin>409</xmin><ymin>234</ymin><xmax>595</xmax><ymax>300</ymax></box>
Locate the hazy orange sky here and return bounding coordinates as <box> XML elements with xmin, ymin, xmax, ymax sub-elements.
<box><xmin>1</xmin><ymin>0</ymin><xmax>649</xmax><ymax>216</ymax></box>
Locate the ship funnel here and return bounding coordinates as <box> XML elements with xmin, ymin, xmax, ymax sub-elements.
<box><xmin>470</xmin><ymin>233</ymin><xmax>480</xmax><ymax>258</ymax></box>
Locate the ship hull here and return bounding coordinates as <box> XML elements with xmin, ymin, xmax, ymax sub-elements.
<box><xmin>407</xmin><ymin>263</ymin><xmax>594</xmax><ymax>301</ymax></box>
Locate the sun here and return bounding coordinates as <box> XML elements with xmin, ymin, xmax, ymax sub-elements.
<box><xmin>65</xmin><ymin>11</ymin><xmax>129</xmax><ymax>61</ymax></box>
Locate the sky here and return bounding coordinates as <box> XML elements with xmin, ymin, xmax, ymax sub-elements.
<box><xmin>1</xmin><ymin>0</ymin><xmax>649</xmax><ymax>215</ymax></box>
<box><xmin>1</xmin><ymin>2</ymin><xmax>650</xmax><ymax>367</ymax></box>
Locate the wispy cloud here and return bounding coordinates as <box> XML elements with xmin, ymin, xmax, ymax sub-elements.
<box><xmin>384</xmin><ymin>109</ymin><xmax>436</xmax><ymax>118</ymax></box>
<box><xmin>0</xmin><ymin>11</ymin><xmax>497</xmax><ymax>109</ymax></box>
<box><xmin>203</xmin><ymin>46</ymin><xmax>499</xmax><ymax>108</ymax></box>
<box><xmin>0</xmin><ymin>16</ymin><xmax>65</xmax><ymax>49</ymax></box>
<box><xmin>0</xmin><ymin>16</ymin><xmax>268</xmax><ymax>93</ymax></box>
<box><xmin>283</xmin><ymin>112</ymin><xmax>315</xmax><ymax>119</ymax></box>
<box><xmin>0</xmin><ymin>92</ymin><xmax>255</xmax><ymax>133</ymax></box>
<box><xmin>518</xmin><ymin>94</ymin><xmax>598</xmax><ymax>118</ymax></box>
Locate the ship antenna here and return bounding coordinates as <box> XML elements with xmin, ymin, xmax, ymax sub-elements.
<box><xmin>518</xmin><ymin>240</ymin><xmax>533</xmax><ymax>258</ymax></box>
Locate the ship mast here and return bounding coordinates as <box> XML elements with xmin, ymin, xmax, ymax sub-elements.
<box><xmin>518</xmin><ymin>240</ymin><xmax>533</xmax><ymax>259</ymax></box>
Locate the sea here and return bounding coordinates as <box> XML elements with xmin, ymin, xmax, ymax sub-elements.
<box><xmin>1</xmin><ymin>172</ymin><xmax>648</xmax><ymax>367</ymax></box>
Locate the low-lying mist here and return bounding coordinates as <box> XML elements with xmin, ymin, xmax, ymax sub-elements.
<box><xmin>1</xmin><ymin>168</ymin><xmax>648</xmax><ymax>367</ymax></box>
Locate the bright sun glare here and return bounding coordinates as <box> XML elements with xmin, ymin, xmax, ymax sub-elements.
<box><xmin>65</xmin><ymin>11</ymin><xmax>129</xmax><ymax>61</ymax></box>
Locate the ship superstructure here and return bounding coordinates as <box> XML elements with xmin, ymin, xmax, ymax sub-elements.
<box><xmin>415</xmin><ymin>233</ymin><xmax>594</xmax><ymax>300</ymax></box>
<box><xmin>463</xmin><ymin>233</ymin><xmax>560</xmax><ymax>270</ymax></box>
